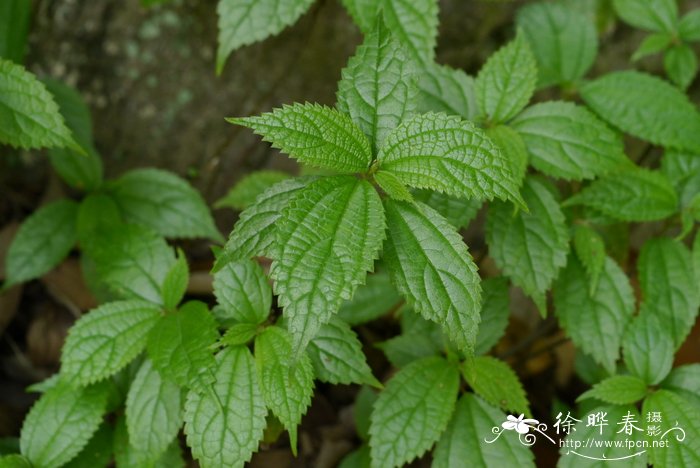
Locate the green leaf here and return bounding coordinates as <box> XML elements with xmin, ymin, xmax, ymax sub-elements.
<box><xmin>337</xmin><ymin>270</ymin><xmax>402</xmax><ymax>326</ymax></box>
<box><xmin>642</xmin><ymin>389</ymin><xmax>700</xmax><ymax>467</ymax></box>
<box><xmin>0</xmin><ymin>0</ymin><xmax>30</xmax><ymax>63</ymax></box>
<box><xmin>632</xmin><ymin>32</ymin><xmax>673</xmax><ymax>61</ymax></box>
<box><xmin>680</xmin><ymin>10</ymin><xmax>700</xmax><ymax>42</ymax></box>
<box><xmin>63</xmin><ymin>423</ymin><xmax>112</xmax><ymax>468</ymax></box>
<box><xmin>664</xmin><ymin>44</ymin><xmax>698</xmax><ymax>90</ymax></box>
<box><xmin>554</xmin><ymin>254</ymin><xmax>635</xmax><ymax>373</ymax></box>
<box><xmin>43</xmin><ymin>80</ymin><xmax>103</xmax><ymax>191</ymax></box>
<box><xmin>4</xmin><ymin>200</ymin><xmax>78</xmax><ymax>287</ymax></box>
<box><xmin>581</xmin><ymin>71</ymin><xmax>700</xmax><ymax>153</ymax></box>
<box><xmin>107</xmin><ymin>168</ymin><xmax>221</xmax><ymax>241</ymax></box>
<box><xmin>338</xmin><ymin>446</ymin><xmax>371</xmax><ymax>468</ymax></box>
<box><xmin>354</xmin><ymin>386</ymin><xmax>377</xmax><ymax>441</ymax></box>
<box><xmin>184</xmin><ymin>346</ymin><xmax>266</xmax><ymax>468</ymax></box>
<box><xmin>337</xmin><ymin>17</ymin><xmax>417</xmax><ymax>152</ymax></box>
<box><xmin>373</xmin><ymin>171</ymin><xmax>412</xmax><ymax>201</ymax></box>
<box><xmin>381</xmin><ymin>0</ymin><xmax>438</xmax><ymax>64</ymax></box>
<box><xmin>213</xmin><ymin>259</ymin><xmax>271</xmax><ymax>326</ymax></box>
<box><xmin>612</xmin><ymin>0</ymin><xmax>678</xmax><ymax>32</ymax></box>
<box><xmin>485</xmin><ymin>125</ymin><xmax>527</xmax><ymax>189</ymax></box>
<box><xmin>417</xmin><ymin>64</ymin><xmax>477</xmax><ymax>120</ymax></box>
<box><xmin>216</xmin><ymin>0</ymin><xmax>314</xmax><ymax>73</ymax></box>
<box><xmin>578</xmin><ymin>375</ymin><xmax>648</xmax><ymax>404</ymax></box>
<box><xmin>61</xmin><ymin>300</ymin><xmax>161</xmax><ymax>385</ymax></box>
<box><xmin>433</xmin><ymin>394</ymin><xmax>535</xmax><ymax>468</ymax></box>
<box><xmin>558</xmin><ymin>405</ymin><xmax>645</xmax><ymax>467</ymax></box>
<box><xmin>378</xmin><ymin>331</ymin><xmax>441</xmax><ymax>368</ymax></box>
<box><xmin>219</xmin><ymin>322</ymin><xmax>259</xmax><ymax>346</ymax></box>
<box><xmin>215</xmin><ymin>177</ymin><xmax>314</xmax><ymax>268</ymax></box>
<box><xmin>573</xmin><ymin>224</ymin><xmax>606</xmax><ymax>294</ymax></box>
<box><xmin>147</xmin><ymin>301</ymin><xmax>219</xmax><ymax>391</ymax></box>
<box><xmin>464</xmin><ymin>356</ymin><xmax>530</xmax><ymax>416</ymax></box>
<box><xmin>230</xmin><ymin>104</ymin><xmax>372</xmax><ymax>173</ymax></box>
<box><xmin>113</xmin><ymin>415</ymin><xmax>181</xmax><ymax>468</ymax></box>
<box><xmin>475</xmin><ymin>32</ymin><xmax>536</xmax><ymax>123</ymax></box>
<box><xmin>0</xmin><ymin>455</ymin><xmax>31</xmax><ymax>468</ymax></box>
<box><xmin>20</xmin><ymin>382</ymin><xmax>108</xmax><ymax>468</ymax></box>
<box><xmin>623</xmin><ymin>313</ymin><xmax>674</xmax><ymax>385</ymax></box>
<box><xmin>564</xmin><ymin>168</ymin><xmax>678</xmax><ymax>222</ymax></box>
<box><xmin>161</xmin><ymin>250</ymin><xmax>188</xmax><ymax>312</ymax></box>
<box><xmin>83</xmin><ymin>224</ymin><xmax>176</xmax><ymax>305</ymax></box>
<box><xmin>665</xmin><ymin>150</ymin><xmax>700</xmax><ymax>207</ymax></box>
<box><xmin>125</xmin><ymin>359</ymin><xmax>182</xmax><ymax>460</ymax></box>
<box><xmin>76</xmin><ymin>193</ymin><xmax>122</xmax><ymax>242</ymax></box>
<box><xmin>215</xmin><ymin>170</ymin><xmax>290</xmax><ymax>211</ymax></box>
<box><xmin>486</xmin><ymin>177</ymin><xmax>569</xmax><ymax>311</ymax></box>
<box><xmin>511</xmin><ymin>101</ymin><xmax>627</xmax><ymax>180</ymax></box>
<box><xmin>272</xmin><ymin>176</ymin><xmax>385</xmax><ymax>353</ymax></box>
<box><xmin>340</xmin><ymin>0</ymin><xmax>379</xmax><ymax>33</ymax></box>
<box><xmin>695</xmin><ymin>232</ymin><xmax>700</xmax><ymax>290</ymax></box>
<box><xmin>417</xmin><ymin>192</ymin><xmax>481</xmax><ymax>232</ymax></box>
<box><xmin>516</xmin><ymin>1</ymin><xmax>598</xmax><ymax>87</ymax></box>
<box><xmin>0</xmin><ymin>58</ymin><xmax>80</xmax><ymax>150</ymax></box>
<box><xmin>377</xmin><ymin>112</ymin><xmax>524</xmax><ymax>206</ymax></box>
<box><xmin>383</xmin><ymin>199</ymin><xmax>481</xmax><ymax>355</ymax></box>
<box><xmin>254</xmin><ymin>327</ymin><xmax>314</xmax><ymax>453</ymax></box>
<box><xmin>369</xmin><ymin>356</ymin><xmax>459</xmax><ymax>467</ymax></box>
<box><xmin>474</xmin><ymin>277</ymin><xmax>510</xmax><ymax>355</ymax></box>
<box><xmin>307</xmin><ymin>316</ymin><xmax>379</xmax><ymax>387</ymax></box>
<box><xmin>637</xmin><ymin>237</ymin><xmax>699</xmax><ymax>348</ymax></box>
<box><xmin>661</xmin><ymin>365</ymin><xmax>700</xmax><ymax>406</ymax></box>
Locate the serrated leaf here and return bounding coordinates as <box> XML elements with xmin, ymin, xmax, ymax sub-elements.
<box><xmin>475</xmin><ymin>33</ymin><xmax>536</xmax><ymax>123</ymax></box>
<box><xmin>43</xmin><ymin>79</ymin><xmax>103</xmax><ymax>191</ymax></box>
<box><xmin>642</xmin><ymin>390</ymin><xmax>700</xmax><ymax>467</ymax></box>
<box><xmin>107</xmin><ymin>168</ymin><xmax>221</xmax><ymax>241</ymax></box>
<box><xmin>216</xmin><ymin>0</ymin><xmax>314</xmax><ymax>73</ymax></box>
<box><xmin>272</xmin><ymin>176</ymin><xmax>385</xmax><ymax>353</ymax></box>
<box><xmin>637</xmin><ymin>237</ymin><xmax>699</xmax><ymax>348</ymax></box>
<box><xmin>20</xmin><ymin>382</ymin><xmax>108</xmax><ymax>468</ymax></box>
<box><xmin>486</xmin><ymin>177</ymin><xmax>569</xmax><ymax>311</ymax></box>
<box><xmin>464</xmin><ymin>356</ymin><xmax>530</xmax><ymax>416</ymax></box>
<box><xmin>61</xmin><ymin>300</ymin><xmax>161</xmax><ymax>385</ymax></box>
<box><xmin>417</xmin><ymin>63</ymin><xmax>477</xmax><ymax>120</ymax></box>
<box><xmin>337</xmin><ymin>17</ymin><xmax>417</xmax><ymax>152</ymax></box>
<box><xmin>558</xmin><ymin>405</ymin><xmax>645</xmax><ymax>467</ymax></box>
<box><xmin>113</xmin><ymin>415</ymin><xmax>182</xmax><ymax>468</ymax></box>
<box><xmin>664</xmin><ymin>44</ymin><xmax>698</xmax><ymax>90</ymax></box>
<box><xmin>213</xmin><ymin>259</ymin><xmax>271</xmax><ymax>326</ymax></box>
<box><xmin>573</xmin><ymin>225</ymin><xmax>606</xmax><ymax>294</ymax></box>
<box><xmin>632</xmin><ymin>32</ymin><xmax>673</xmax><ymax>61</ymax></box>
<box><xmin>76</xmin><ymin>193</ymin><xmax>122</xmax><ymax>242</ymax></box>
<box><xmin>215</xmin><ymin>170</ymin><xmax>290</xmax><ymax>211</ymax></box>
<box><xmin>377</xmin><ymin>112</ymin><xmax>523</xmax><ymax>206</ymax></box>
<box><xmin>680</xmin><ymin>10</ymin><xmax>700</xmax><ymax>42</ymax></box>
<box><xmin>578</xmin><ymin>375</ymin><xmax>648</xmax><ymax>404</ymax></box>
<box><xmin>378</xmin><ymin>332</ymin><xmax>441</xmax><ymax>368</ymax></box>
<box><xmin>511</xmin><ymin>101</ymin><xmax>627</xmax><ymax>180</ymax></box>
<box><xmin>0</xmin><ymin>0</ymin><xmax>30</xmax><ymax>63</ymax></box>
<box><xmin>374</xmin><ymin>171</ymin><xmax>412</xmax><ymax>201</ymax></box>
<box><xmin>369</xmin><ymin>356</ymin><xmax>458</xmax><ymax>468</ymax></box>
<box><xmin>695</xmin><ymin>232</ymin><xmax>700</xmax><ymax>290</ymax></box>
<box><xmin>564</xmin><ymin>168</ymin><xmax>678</xmax><ymax>222</ymax></box>
<box><xmin>125</xmin><ymin>359</ymin><xmax>182</xmax><ymax>460</ymax></box>
<box><xmin>83</xmin><ymin>224</ymin><xmax>176</xmax><ymax>305</ymax></box>
<box><xmin>0</xmin><ymin>58</ymin><xmax>80</xmax><ymax>150</ymax></box>
<box><xmin>0</xmin><ymin>455</ymin><xmax>31</xmax><ymax>468</ymax></box>
<box><xmin>161</xmin><ymin>250</ymin><xmax>188</xmax><ymax>312</ymax></box>
<box><xmin>433</xmin><ymin>394</ymin><xmax>535</xmax><ymax>468</ymax></box>
<box><xmin>486</xmin><ymin>125</ymin><xmax>527</xmax><ymax>190</ymax></box>
<box><xmin>383</xmin><ymin>199</ymin><xmax>481</xmax><ymax>354</ymax></box>
<box><xmin>664</xmin><ymin>150</ymin><xmax>700</xmax><ymax>207</ymax></box>
<box><xmin>307</xmin><ymin>316</ymin><xmax>379</xmax><ymax>387</ymax></box>
<box><xmin>475</xmin><ymin>277</ymin><xmax>510</xmax><ymax>355</ymax></box>
<box><xmin>4</xmin><ymin>200</ymin><xmax>78</xmax><ymax>287</ymax></box>
<box><xmin>381</xmin><ymin>0</ymin><xmax>438</xmax><ymax>64</ymax></box>
<box><xmin>230</xmin><ymin>104</ymin><xmax>372</xmax><ymax>173</ymax></box>
<box><xmin>215</xmin><ymin>177</ymin><xmax>314</xmax><ymax>268</ymax></box>
<box><xmin>219</xmin><ymin>322</ymin><xmax>259</xmax><ymax>346</ymax></box>
<box><xmin>147</xmin><ymin>301</ymin><xmax>219</xmax><ymax>391</ymax></box>
<box><xmin>337</xmin><ymin>270</ymin><xmax>402</xmax><ymax>325</ymax></box>
<box><xmin>623</xmin><ymin>313</ymin><xmax>674</xmax><ymax>385</ymax></box>
<box><xmin>516</xmin><ymin>2</ymin><xmax>598</xmax><ymax>87</ymax></box>
<box><xmin>554</xmin><ymin>254</ymin><xmax>635</xmax><ymax>374</ymax></box>
<box><xmin>254</xmin><ymin>327</ymin><xmax>314</xmax><ymax>452</ymax></box>
<box><xmin>64</xmin><ymin>422</ymin><xmax>112</xmax><ymax>468</ymax></box>
<box><xmin>340</xmin><ymin>0</ymin><xmax>379</xmax><ymax>33</ymax></box>
<box><xmin>355</xmin><ymin>386</ymin><xmax>378</xmax><ymax>441</ymax></box>
<box><xmin>184</xmin><ymin>346</ymin><xmax>266</xmax><ymax>468</ymax></box>
<box><xmin>661</xmin><ymin>365</ymin><xmax>700</xmax><ymax>406</ymax></box>
<box><xmin>413</xmin><ymin>189</ymin><xmax>481</xmax><ymax>230</ymax></box>
<box><xmin>581</xmin><ymin>71</ymin><xmax>700</xmax><ymax>152</ymax></box>
<box><xmin>613</xmin><ymin>0</ymin><xmax>678</xmax><ymax>32</ymax></box>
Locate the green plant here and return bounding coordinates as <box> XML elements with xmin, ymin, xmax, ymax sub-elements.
<box><xmin>3</xmin><ymin>0</ymin><xmax>700</xmax><ymax>467</ymax></box>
